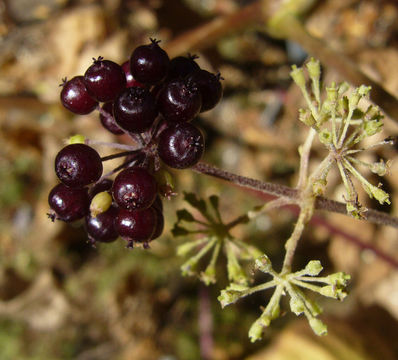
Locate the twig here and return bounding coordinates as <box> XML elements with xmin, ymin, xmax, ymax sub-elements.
<box><xmin>192</xmin><ymin>161</ymin><xmax>398</xmax><ymax>229</ymax></box>
<box><xmin>164</xmin><ymin>1</ymin><xmax>264</xmax><ymax>58</ymax></box>
<box><xmin>297</xmin><ymin>128</ymin><xmax>317</xmax><ymax>189</ymax></box>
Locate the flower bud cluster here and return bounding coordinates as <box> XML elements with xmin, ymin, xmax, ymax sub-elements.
<box><xmin>291</xmin><ymin>58</ymin><xmax>392</xmax><ymax>218</ymax></box>
<box><xmin>218</xmin><ymin>256</ymin><xmax>350</xmax><ymax>342</ymax></box>
<box><xmin>173</xmin><ymin>193</ymin><xmax>261</xmax><ymax>285</ymax></box>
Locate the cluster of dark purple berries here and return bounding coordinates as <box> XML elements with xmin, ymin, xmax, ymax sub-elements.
<box><xmin>48</xmin><ymin>39</ymin><xmax>223</xmax><ymax>248</ymax></box>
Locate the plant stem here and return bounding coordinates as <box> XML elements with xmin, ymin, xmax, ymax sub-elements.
<box><xmin>281</xmin><ymin>209</ymin><xmax>309</xmax><ymax>274</ymax></box>
<box><xmin>192</xmin><ymin>161</ymin><xmax>398</xmax><ymax>228</ymax></box>
<box><xmin>164</xmin><ymin>1</ymin><xmax>264</xmax><ymax>58</ymax></box>
<box><xmin>192</xmin><ymin>162</ymin><xmax>298</xmax><ymax>200</ymax></box>
<box><xmin>297</xmin><ymin>128</ymin><xmax>317</xmax><ymax>189</ymax></box>
<box><xmin>100</xmin><ymin>150</ymin><xmax>139</xmax><ymax>162</ymax></box>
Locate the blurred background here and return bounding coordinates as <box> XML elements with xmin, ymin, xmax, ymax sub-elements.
<box><xmin>0</xmin><ymin>0</ymin><xmax>398</xmax><ymax>359</ymax></box>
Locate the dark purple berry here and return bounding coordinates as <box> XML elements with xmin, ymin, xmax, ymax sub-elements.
<box><xmin>55</xmin><ymin>143</ymin><xmax>103</xmax><ymax>188</ymax></box>
<box><xmin>84</xmin><ymin>57</ymin><xmax>126</xmax><ymax>102</ymax></box>
<box><xmin>115</xmin><ymin>207</ymin><xmax>157</xmax><ymax>243</ymax></box>
<box><xmin>168</xmin><ymin>55</ymin><xmax>200</xmax><ymax>80</ymax></box>
<box><xmin>121</xmin><ymin>60</ymin><xmax>145</xmax><ymax>88</ymax></box>
<box><xmin>152</xmin><ymin>195</ymin><xmax>163</xmax><ymax>212</ymax></box>
<box><xmin>151</xmin><ymin>206</ymin><xmax>164</xmax><ymax>240</ymax></box>
<box><xmin>85</xmin><ymin>205</ymin><xmax>119</xmax><ymax>243</ymax></box>
<box><xmin>186</xmin><ymin>69</ymin><xmax>222</xmax><ymax>112</ymax></box>
<box><xmin>60</xmin><ymin>76</ymin><xmax>98</xmax><ymax>115</ymax></box>
<box><xmin>48</xmin><ymin>183</ymin><xmax>89</xmax><ymax>222</ymax></box>
<box><xmin>112</xmin><ymin>167</ymin><xmax>157</xmax><ymax>210</ymax></box>
<box><xmin>99</xmin><ymin>102</ymin><xmax>124</xmax><ymax>135</ymax></box>
<box><xmin>114</xmin><ymin>87</ymin><xmax>158</xmax><ymax>133</ymax></box>
<box><xmin>89</xmin><ymin>178</ymin><xmax>113</xmax><ymax>199</ymax></box>
<box><xmin>158</xmin><ymin>78</ymin><xmax>202</xmax><ymax>123</ymax></box>
<box><xmin>157</xmin><ymin>123</ymin><xmax>205</xmax><ymax>169</ymax></box>
<box><xmin>130</xmin><ymin>39</ymin><xmax>169</xmax><ymax>85</ymax></box>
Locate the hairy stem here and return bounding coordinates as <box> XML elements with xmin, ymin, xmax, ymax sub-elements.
<box><xmin>100</xmin><ymin>150</ymin><xmax>139</xmax><ymax>162</ymax></box>
<box><xmin>297</xmin><ymin>128</ymin><xmax>317</xmax><ymax>189</ymax></box>
<box><xmin>281</xmin><ymin>209</ymin><xmax>309</xmax><ymax>274</ymax></box>
<box><xmin>192</xmin><ymin>162</ymin><xmax>298</xmax><ymax>201</ymax></box>
<box><xmin>192</xmin><ymin>161</ymin><xmax>398</xmax><ymax>228</ymax></box>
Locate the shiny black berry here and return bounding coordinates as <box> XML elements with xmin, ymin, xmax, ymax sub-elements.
<box><xmin>186</xmin><ymin>70</ymin><xmax>222</xmax><ymax>112</ymax></box>
<box><xmin>114</xmin><ymin>87</ymin><xmax>158</xmax><ymax>133</ymax></box>
<box><xmin>152</xmin><ymin>195</ymin><xmax>163</xmax><ymax>212</ymax></box>
<box><xmin>158</xmin><ymin>78</ymin><xmax>202</xmax><ymax>123</ymax></box>
<box><xmin>85</xmin><ymin>205</ymin><xmax>119</xmax><ymax>243</ymax></box>
<box><xmin>84</xmin><ymin>57</ymin><xmax>126</xmax><ymax>102</ymax></box>
<box><xmin>157</xmin><ymin>123</ymin><xmax>205</xmax><ymax>169</ymax></box>
<box><xmin>55</xmin><ymin>144</ymin><xmax>103</xmax><ymax>188</ymax></box>
<box><xmin>121</xmin><ymin>60</ymin><xmax>145</xmax><ymax>88</ymax></box>
<box><xmin>60</xmin><ymin>76</ymin><xmax>98</xmax><ymax>115</ymax></box>
<box><xmin>99</xmin><ymin>102</ymin><xmax>124</xmax><ymax>135</ymax></box>
<box><xmin>168</xmin><ymin>55</ymin><xmax>200</xmax><ymax>80</ymax></box>
<box><xmin>151</xmin><ymin>205</ymin><xmax>164</xmax><ymax>240</ymax></box>
<box><xmin>130</xmin><ymin>39</ymin><xmax>169</xmax><ymax>85</ymax></box>
<box><xmin>115</xmin><ymin>207</ymin><xmax>158</xmax><ymax>243</ymax></box>
<box><xmin>48</xmin><ymin>183</ymin><xmax>89</xmax><ymax>222</ymax></box>
<box><xmin>112</xmin><ymin>167</ymin><xmax>157</xmax><ymax>210</ymax></box>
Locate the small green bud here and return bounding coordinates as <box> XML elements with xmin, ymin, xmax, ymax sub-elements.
<box><xmin>371</xmin><ymin>159</ymin><xmax>391</xmax><ymax>177</ymax></box>
<box><xmin>290</xmin><ymin>65</ymin><xmax>306</xmax><ymax>89</ymax></box>
<box><xmin>218</xmin><ymin>288</ymin><xmax>245</xmax><ymax>308</ymax></box>
<box><xmin>338</xmin><ymin>82</ymin><xmax>349</xmax><ymax>96</ymax></box>
<box><xmin>320</xmin><ymin>285</ymin><xmax>347</xmax><ymax>300</ymax></box>
<box><xmin>364</xmin><ymin>119</ymin><xmax>383</xmax><ymax>136</ymax></box>
<box><xmin>363</xmin><ymin>184</ymin><xmax>390</xmax><ymax>205</ymax></box>
<box><xmin>327</xmin><ymin>272</ymin><xmax>351</xmax><ymax>286</ymax></box>
<box><xmin>320</xmin><ymin>285</ymin><xmax>336</xmax><ymax>298</ymax></box>
<box><xmin>365</xmin><ymin>105</ymin><xmax>382</xmax><ymax>121</ymax></box>
<box><xmin>348</xmin><ymin>90</ymin><xmax>361</xmax><ymax>110</ymax></box>
<box><xmin>248</xmin><ymin>319</ymin><xmax>264</xmax><ymax>342</ymax></box>
<box><xmin>309</xmin><ymin>318</ymin><xmax>327</xmax><ymax>336</ymax></box>
<box><xmin>306</xmin><ymin>58</ymin><xmax>321</xmax><ymax>80</ymax></box>
<box><xmin>290</xmin><ymin>297</ymin><xmax>305</xmax><ymax>315</ymax></box>
<box><xmin>346</xmin><ymin>201</ymin><xmax>367</xmax><ymax>219</ymax></box>
<box><xmin>90</xmin><ymin>191</ymin><xmax>112</xmax><ymax>217</ymax></box>
<box><xmin>313</xmin><ymin>179</ymin><xmax>327</xmax><ymax>196</ymax></box>
<box><xmin>319</xmin><ymin>129</ymin><xmax>332</xmax><ymax>145</ymax></box>
<box><xmin>181</xmin><ymin>258</ymin><xmax>198</xmax><ymax>277</ymax></box>
<box><xmin>358</xmin><ymin>85</ymin><xmax>371</xmax><ymax>97</ymax></box>
<box><xmin>254</xmin><ymin>255</ymin><xmax>273</xmax><ymax>273</ymax></box>
<box><xmin>304</xmin><ymin>260</ymin><xmax>323</xmax><ymax>276</ymax></box>
<box><xmin>374</xmin><ymin>187</ymin><xmax>390</xmax><ymax>205</ymax></box>
<box><xmin>248</xmin><ymin>316</ymin><xmax>271</xmax><ymax>343</ymax></box>
<box><xmin>326</xmin><ymin>83</ymin><xmax>338</xmax><ymax>102</ymax></box>
<box><xmin>68</xmin><ymin>134</ymin><xmax>86</xmax><ymax>144</ymax></box>
<box><xmin>338</xmin><ymin>96</ymin><xmax>349</xmax><ymax>115</ymax></box>
<box><xmin>200</xmin><ymin>265</ymin><xmax>216</xmax><ymax>285</ymax></box>
<box><xmin>299</xmin><ymin>108</ymin><xmax>316</xmax><ymax>127</ymax></box>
